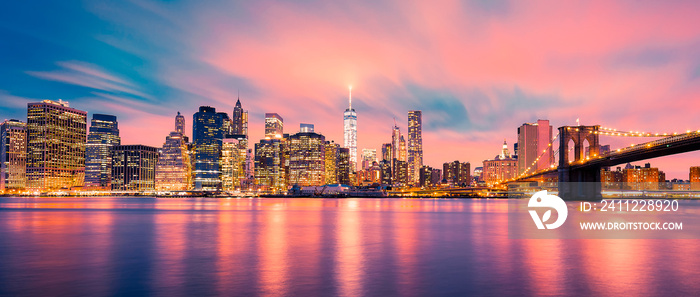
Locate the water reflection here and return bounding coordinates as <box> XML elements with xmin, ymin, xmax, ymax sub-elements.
<box><xmin>0</xmin><ymin>197</ymin><xmax>698</xmax><ymax>296</ymax></box>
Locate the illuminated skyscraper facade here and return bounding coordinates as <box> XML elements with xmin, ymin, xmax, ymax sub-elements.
<box><xmin>265</xmin><ymin>113</ymin><xmax>284</xmax><ymax>138</ymax></box>
<box><xmin>254</xmin><ymin>138</ymin><xmax>287</xmax><ymax>192</ymax></box>
<box><xmin>289</xmin><ymin>131</ymin><xmax>326</xmax><ymax>186</ymax></box>
<box><xmin>193</xmin><ymin>106</ymin><xmax>225</xmax><ymax>190</ymax></box>
<box><xmin>517</xmin><ymin>119</ymin><xmax>553</xmax><ymax>175</ymax></box>
<box><xmin>407</xmin><ymin>111</ymin><xmax>423</xmax><ymax>185</ymax></box>
<box><xmin>361</xmin><ymin>149</ymin><xmax>376</xmax><ymax>170</ymax></box>
<box><xmin>221</xmin><ymin>138</ymin><xmax>242</xmax><ymax>191</ymax></box>
<box><xmin>111</xmin><ymin>145</ymin><xmax>159</xmax><ymax>191</ymax></box>
<box><xmin>84</xmin><ymin>114</ymin><xmax>120</xmax><ymax>190</ymax></box>
<box><xmin>324</xmin><ymin>141</ymin><xmax>339</xmax><ymax>184</ymax></box>
<box><xmin>229</xmin><ymin>98</ymin><xmax>249</xmax><ymax>189</ymax></box>
<box><xmin>155</xmin><ymin>112</ymin><xmax>192</xmax><ymax>191</ymax></box>
<box><xmin>0</xmin><ymin>120</ymin><xmax>26</xmax><ymax>192</ymax></box>
<box><xmin>343</xmin><ymin>87</ymin><xmax>357</xmax><ymax>172</ymax></box>
<box><xmin>231</xmin><ymin>98</ymin><xmax>248</xmax><ymax>136</ymax></box>
<box><xmin>26</xmin><ymin>100</ymin><xmax>87</xmax><ymax>191</ymax></box>
<box><xmin>337</xmin><ymin>147</ymin><xmax>350</xmax><ymax>185</ymax></box>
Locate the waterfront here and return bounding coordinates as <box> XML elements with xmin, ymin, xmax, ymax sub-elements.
<box><xmin>0</xmin><ymin>197</ymin><xmax>699</xmax><ymax>296</ymax></box>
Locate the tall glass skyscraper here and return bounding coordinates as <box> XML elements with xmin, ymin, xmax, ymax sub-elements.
<box><xmin>0</xmin><ymin>119</ymin><xmax>26</xmax><ymax>192</ymax></box>
<box><xmin>289</xmin><ymin>131</ymin><xmax>326</xmax><ymax>186</ymax></box>
<box><xmin>193</xmin><ymin>106</ymin><xmax>225</xmax><ymax>190</ymax></box>
<box><xmin>407</xmin><ymin>110</ymin><xmax>423</xmax><ymax>185</ymax></box>
<box><xmin>26</xmin><ymin>100</ymin><xmax>87</xmax><ymax>191</ymax></box>
<box><xmin>343</xmin><ymin>86</ymin><xmax>357</xmax><ymax>172</ymax></box>
<box><xmin>84</xmin><ymin>114</ymin><xmax>120</xmax><ymax>190</ymax></box>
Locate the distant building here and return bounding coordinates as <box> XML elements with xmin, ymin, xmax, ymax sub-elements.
<box><xmin>254</xmin><ymin>138</ymin><xmax>287</xmax><ymax>192</ymax></box>
<box><xmin>337</xmin><ymin>147</ymin><xmax>351</xmax><ymax>185</ymax></box>
<box><xmin>517</xmin><ymin>120</ymin><xmax>553</xmax><ymax>175</ymax></box>
<box><xmin>193</xmin><ymin>106</ymin><xmax>225</xmax><ymax>190</ymax></box>
<box><xmin>324</xmin><ymin>141</ymin><xmax>339</xmax><ymax>184</ymax></box>
<box><xmin>288</xmin><ymin>131</ymin><xmax>326</xmax><ymax>187</ymax></box>
<box><xmin>419</xmin><ymin>165</ymin><xmax>434</xmax><ymax>188</ymax></box>
<box><xmin>231</xmin><ymin>97</ymin><xmax>248</xmax><ymax>136</ymax></box>
<box><xmin>0</xmin><ymin>120</ymin><xmax>26</xmax><ymax>192</ymax></box>
<box><xmin>111</xmin><ymin>145</ymin><xmax>159</xmax><ymax>191</ymax></box>
<box><xmin>300</xmin><ymin>123</ymin><xmax>314</xmax><ymax>133</ymax></box>
<box><xmin>381</xmin><ymin>143</ymin><xmax>392</xmax><ymax>162</ymax></box>
<box><xmin>156</xmin><ymin>112</ymin><xmax>192</xmax><ymax>191</ymax></box>
<box><xmin>622</xmin><ymin>163</ymin><xmax>664</xmax><ymax>190</ymax></box>
<box><xmin>26</xmin><ymin>100</ymin><xmax>87</xmax><ymax>191</ymax></box>
<box><xmin>442</xmin><ymin>161</ymin><xmax>471</xmax><ymax>186</ymax></box>
<box><xmin>84</xmin><ymin>114</ymin><xmax>120</xmax><ymax>190</ymax></box>
<box><xmin>361</xmin><ymin>149</ymin><xmax>377</xmax><ymax>171</ymax></box>
<box><xmin>394</xmin><ymin>160</ymin><xmax>408</xmax><ymax>186</ymax></box>
<box><xmin>691</xmin><ymin>167</ymin><xmax>700</xmax><ymax>191</ymax></box>
<box><xmin>473</xmin><ymin>167</ymin><xmax>483</xmax><ymax>183</ymax></box>
<box><xmin>265</xmin><ymin>113</ymin><xmax>284</xmax><ymax>138</ymax></box>
<box><xmin>483</xmin><ymin>140</ymin><xmax>517</xmax><ymax>186</ymax></box>
<box><xmin>430</xmin><ymin>168</ymin><xmax>442</xmax><ymax>186</ymax></box>
<box><xmin>601</xmin><ymin>167</ymin><xmax>623</xmax><ymax>189</ymax></box>
<box><xmin>221</xmin><ymin>138</ymin><xmax>243</xmax><ymax>191</ymax></box>
<box><xmin>380</xmin><ymin>160</ymin><xmax>392</xmax><ymax>185</ymax></box>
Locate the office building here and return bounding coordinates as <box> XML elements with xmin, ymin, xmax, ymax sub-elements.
<box><xmin>0</xmin><ymin>120</ymin><xmax>26</xmax><ymax>192</ymax></box>
<box><xmin>155</xmin><ymin>112</ymin><xmax>192</xmax><ymax>191</ymax></box>
<box><xmin>111</xmin><ymin>145</ymin><xmax>159</xmax><ymax>191</ymax></box>
<box><xmin>300</xmin><ymin>123</ymin><xmax>314</xmax><ymax>133</ymax></box>
<box><xmin>483</xmin><ymin>140</ymin><xmax>518</xmax><ymax>186</ymax></box>
<box><xmin>288</xmin><ymin>131</ymin><xmax>325</xmax><ymax>186</ymax></box>
<box><xmin>442</xmin><ymin>161</ymin><xmax>471</xmax><ymax>186</ymax></box>
<box><xmin>337</xmin><ymin>147</ymin><xmax>351</xmax><ymax>185</ymax></box>
<box><xmin>84</xmin><ymin>114</ymin><xmax>121</xmax><ymax>190</ymax></box>
<box><xmin>361</xmin><ymin>149</ymin><xmax>377</xmax><ymax>170</ymax></box>
<box><xmin>26</xmin><ymin>100</ymin><xmax>87</xmax><ymax>190</ymax></box>
<box><xmin>517</xmin><ymin>120</ymin><xmax>553</xmax><ymax>175</ymax></box>
<box><xmin>254</xmin><ymin>138</ymin><xmax>287</xmax><ymax>192</ymax></box>
<box><xmin>265</xmin><ymin>113</ymin><xmax>284</xmax><ymax>138</ymax></box>
<box><xmin>407</xmin><ymin>111</ymin><xmax>423</xmax><ymax>185</ymax></box>
<box><xmin>193</xmin><ymin>106</ymin><xmax>225</xmax><ymax>190</ymax></box>
<box><xmin>325</xmin><ymin>141</ymin><xmax>339</xmax><ymax>184</ymax></box>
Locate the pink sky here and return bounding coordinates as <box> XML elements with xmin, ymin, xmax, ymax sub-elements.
<box><xmin>5</xmin><ymin>0</ymin><xmax>700</xmax><ymax>179</ymax></box>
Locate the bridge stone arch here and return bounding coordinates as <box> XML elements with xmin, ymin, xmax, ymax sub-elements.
<box><xmin>558</xmin><ymin>125</ymin><xmax>602</xmax><ymax>200</ymax></box>
<box><xmin>559</xmin><ymin>125</ymin><xmax>600</xmax><ymax>166</ymax></box>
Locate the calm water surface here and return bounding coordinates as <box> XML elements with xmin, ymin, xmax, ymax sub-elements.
<box><xmin>0</xmin><ymin>197</ymin><xmax>698</xmax><ymax>296</ymax></box>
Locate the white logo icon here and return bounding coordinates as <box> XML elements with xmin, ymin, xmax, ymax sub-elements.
<box><xmin>528</xmin><ymin>190</ymin><xmax>568</xmax><ymax>230</ymax></box>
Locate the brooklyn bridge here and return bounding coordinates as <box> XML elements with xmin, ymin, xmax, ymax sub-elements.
<box><xmin>504</xmin><ymin>125</ymin><xmax>700</xmax><ymax>200</ymax></box>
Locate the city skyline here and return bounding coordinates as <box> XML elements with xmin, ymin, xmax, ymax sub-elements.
<box><xmin>3</xmin><ymin>1</ymin><xmax>700</xmax><ymax>179</ymax></box>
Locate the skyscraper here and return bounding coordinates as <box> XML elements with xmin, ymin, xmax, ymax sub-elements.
<box><xmin>343</xmin><ymin>86</ymin><xmax>357</xmax><ymax>172</ymax></box>
<box><xmin>337</xmin><ymin>147</ymin><xmax>351</xmax><ymax>185</ymax></box>
<box><xmin>111</xmin><ymin>145</ymin><xmax>159</xmax><ymax>191</ymax></box>
<box><xmin>407</xmin><ymin>111</ymin><xmax>423</xmax><ymax>185</ymax></box>
<box><xmin>229</xmin><ymin>98</ymin><xmax>249</xmax><ymax>190</ymax></box>
<box><xmin>265</xmin><ymin>113</ymin><xmax>284</xmax><ymax>138</ymax></box>
<box><xmin>221</xmin><ymin>138</ymin><xmax>243</xmax><ymax>191</ymax></box>
<box><xmin>155</xmin><ymin>112</ymin><xmax>192</xmax><ymax>191</ymax></box>
<box><xmin>517</xmin><ymin>120</ymin><xmax>553</xmax><ymax>175</ymax></box>
<box><xmin>254</xmin><ymin>138</ymin><xmax>287</xmax><ymax>192</ymax></box>
<box><xmin>84</xmin><ymin>114</ymin><xmax>120</xmax><ymax>190</ymax></box>
<box><xmin>231</xmin><ymin>97</ymin><xmax>248</xmax><ymax>136</ymax></box>
<box><xmin>0</xmin><ymin>120</ymin><xmax>26</xmax><ymax>192</ymax></box>
<box><xmin>361</xmin><ymin>149</ymin><xmax>377</xmax><ymax>170</ymax></box>
<box><xmin>193</xmin><ymin>106</ymin><xmax>225</xmax><ymax>190</ymax></box>
<box><xmin>325</xmin><ymin>141</ymin><xmax>339</xmax><ymax>184</ymax></box>
<box><xmin>288</xmin><ymin>131</ymin><xmax>326</xmax><ymax>186</ymax></box>
<box><xmin>26</xmin><ymin>100</ymin><xmax>87</xmax><ymax>191</ymax></box>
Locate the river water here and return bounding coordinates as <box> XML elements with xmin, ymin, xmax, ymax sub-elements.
<box><xmin>0</xmin><ymin>197</ymin><xmax>698</xmax><ymax>296</ymax></box>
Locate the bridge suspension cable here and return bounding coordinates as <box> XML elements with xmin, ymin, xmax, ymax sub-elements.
<box><xmin>598</xmin><ymin>126</ymin><xmax>700</xmax><ymax>138</ymax></box>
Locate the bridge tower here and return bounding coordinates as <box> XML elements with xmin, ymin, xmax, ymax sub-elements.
<box><xmin>558</xmin><ymin>125</ymin><xmax>602</xmax><ymax>200</ymax></box>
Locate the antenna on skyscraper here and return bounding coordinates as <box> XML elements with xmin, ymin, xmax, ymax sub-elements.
<box><xmin>348</xmin><ymin>85</ymin><xmax>352</xmax><ymax>110</ymax></box>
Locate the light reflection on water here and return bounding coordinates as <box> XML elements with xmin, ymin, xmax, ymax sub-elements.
<box><xmin>0</xmin><ymin>197</ymin><xmax>698</xmax><ymax>296</ymax></box>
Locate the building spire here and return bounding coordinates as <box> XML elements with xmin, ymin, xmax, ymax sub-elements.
<box><xmin>348</xmin><ymin>85</ymin><xmax>352</xmax><ymax>110</ymax></box>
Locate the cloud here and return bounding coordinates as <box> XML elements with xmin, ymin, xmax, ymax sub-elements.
<box><xmin>26</xmin><ymin>61</ymin><xmax>152</xmax><ymax>100</ymax></box>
